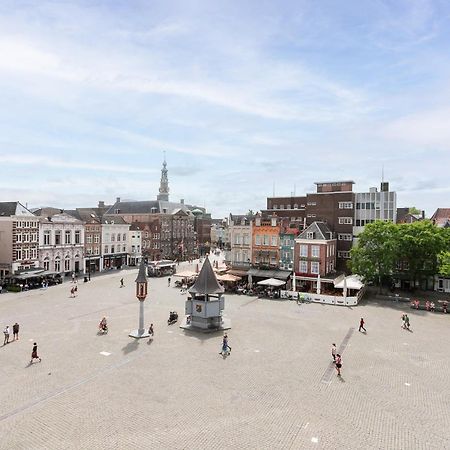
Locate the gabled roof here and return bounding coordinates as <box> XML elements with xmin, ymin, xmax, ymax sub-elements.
<box><xmin>189</xmin><ymin>257</ymin><xmax>224</xmax><ymax>295</ymax></box>
<box><xmin>33</xmin><ymin>207</ymin><xmax>63</xmax><ymax>217</ymax></box>
<box><xmin>102</xmin><ymin>215</ymin><xmax>129</xmax><ymax>225</ymax></box>
<box><xmin>106</xmin><ymin>201</ymin><xmax>161</xmax><ymax>215</ymax></box>
<box><xmin>40</xmin><ymin>212</ymin><xmax>83</xmax><ymax>224</ymax></box>
<box><xmin>431</xmin><ymin>208</ymin><xmax>450</xmax><ymax>222</ymax></box>
<box><xmin>0</xmin><ymin>201</ymin><xmax>35</xmax><ymax>217</ymax></box>
<box><xmin>297</xmin><ymin>221</ymin><xmax>333</xmax><ymax>240</ymax></box>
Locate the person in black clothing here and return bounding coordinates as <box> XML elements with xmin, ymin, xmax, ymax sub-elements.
<box><xmin>359</xmin><ymin>317</ymin><xmax>366</xmax><ymax>332</ymax></box>
<box><xmin>30</xmin><ymin>342</ymin><xmax>41</xmax><ymax>363</ymax></box>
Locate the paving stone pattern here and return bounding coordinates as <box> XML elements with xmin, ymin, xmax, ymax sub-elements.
<box><xmin>0</xmin><ymin>258</ymin><xmax>449</xmax><ymax>449</ymax></box>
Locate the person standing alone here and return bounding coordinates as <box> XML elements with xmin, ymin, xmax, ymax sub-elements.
<box><xmin>359</xmin><ymin>318</ymin><xmax>366</xmax><ymax>333</ymax></box>
<box><xmin>30</xmin><ymin>342</ymin><xmax>41</xmax><ymax>363</ymax></box>
<box><xmin>3</xmin><ymin>325</ymin><xmax>10</xmax><ymax>345</ymax></box>
<box><xmin>120</xmin><ymin>278</ymin><xmax>124</xmax><ymax>288</ymax></box>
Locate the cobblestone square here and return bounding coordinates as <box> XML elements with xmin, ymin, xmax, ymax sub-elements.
<box><xmin>1</xmin><ymin>261</ymin><xmax>449</xmax><ymax>449</ymax></box>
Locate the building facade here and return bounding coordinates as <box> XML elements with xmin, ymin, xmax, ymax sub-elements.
<box><xmin>279</xmin><ymin>225</ymin><xmax>299</xmax><ymax>270</ymax></box>
<box><xmin>353</xmin><ymin>182</ymin><xmax>397</xmax><ymax>238</ymax></box>
<box><xmin>36</xmin><ymin>211</ymin><xmax>85</xmax><ymax>275</ymax></box>
<box><xmin>101</xmin><ymin>216</ymin><xmax>130</xmax><ymax>269</ymax></box>
<box><xmin>304</xmin><ymin>181</ymin><xmax>355</xmax><ymax>271</ymax></box>
<box><xmin>227</xmin><ymin>214</ymin><xmax>252</xmax><ymax>268</ymax></box>
<box><xmin>0</xmin><ymin>202</ymin><xmax>40</xmax><ymax>278</ymax></box>
<box><xmin>128</xmin><ymin>224</ymin><xmax>142</xmax><ymax>266</ymax></box>
<box><xmin>252</xmin><ymin>215</ymin><xmax>280</xmax><ymax>267</ymax></box>
<box><xmin>294</xmin><ymin>222</ymin><xmax>336</xmax><ymax>277</ymax></box>
<box><xmin>263</xmin><ymin>195</ymin><xmax>307</xmax><ymax>229</ymax></box>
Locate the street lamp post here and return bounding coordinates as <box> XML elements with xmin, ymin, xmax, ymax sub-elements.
<box><xmin>129</xmin><ymin>260</ymin><xmax>150</xmax><ymax>338</ymax></box>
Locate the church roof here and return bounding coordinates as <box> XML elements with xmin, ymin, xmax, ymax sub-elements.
<box><xmin>189</xmin><ymin>257</ymin><xmax>224</xmax><ymax>295</ymax></box>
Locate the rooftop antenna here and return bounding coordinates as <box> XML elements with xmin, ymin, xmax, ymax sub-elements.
<box><xmin>381</xmin><ymin>164</ymin><xmax>384</xmax><ymax>183</ymax></box>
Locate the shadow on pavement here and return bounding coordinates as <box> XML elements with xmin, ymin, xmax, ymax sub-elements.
<box><xmin>122</xmin><ymin>339</ymin><xmax>139</xmax><ymax>355</ymax></box>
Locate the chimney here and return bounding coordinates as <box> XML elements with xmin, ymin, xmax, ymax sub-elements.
<box><xmin>116</xmin><ymin>197</ymin><xmax>121</xmax><ymax>203</ymax></box>
<box><xmin>98</xmin><ymin>201</ymin><xmax>105</xmax><ymax>208</ymax></box>
<box><xmin>180</xmin><ymin>199</ymin><xmax>184</xmax><ymax>204</ymax></box>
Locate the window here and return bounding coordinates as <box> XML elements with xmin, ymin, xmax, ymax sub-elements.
<box><xmin>64</xmin><ymin>257</ymin><xmax>70</xmax><ymax>271</ymax></box>
<box><xmin>123</xmin><ymin>233</ymin><xmax>126</xmax><ymax>241</ymax></box>
<box><xmin>300</xmin><ymin>245</ymin><xmax>308</xmax><ymax>257</ymax></box>
<box><xmin>299</xmin><ymin>260</ymin><xmax>308</xmax><ymax>273</ymax></box>
<box><xmin>44</xmin><ymin>231</ymin><xmax>50</xmax><ymax>245</ymax></box>
<box><xmin>111</xmin><ymin>246</ymin><xmax>115</xmax><ymax>253</ymax></box>
<box><xmin>338</xmin><ymin>217</ymin><xmax>353</xmax><ymax>225</ymax></box>
<box><xmin>338</xmin><ymin>251</ymin><xmax>351</xmax><ymax>259</ymax></box>
<box><xmin>262</xmin><ymin>235</ymin><xmax>269</xmax><ymax>245</ymax></box>
<box><xmin>311</xmin><ymin>261</ymin><xmax>319</xmax><ymax>274</ymax></box>
<box><xmin>307</xmin><ymin>202</ymin><xmax>316</xmax><ymax>206</ymax></box>
<box><xmin>94</xmin><ymin>235</ymin><xmax>100</xmax><ymax>243</ymax></box>
<box><xmin>306</xmin><ymin>232</ymin><xmax>314</xmax><ymax>239</ymax></box>
<box><xmin>307</xmin><ymin>214</ymin><xmax>316</xmax><ymax>218</ymax></box>
<box><xmin>338</xmin><ymin>233</ymin><xmax>353</xmax><ymax>241</ymax></box>
<box><xmin>338</xmin><ymin>202</ymin><xmax>353</xmax><ymax>209</ymax></box>
<box><xmin>111</xmin><ymin>234</ymin><xmax>115</xmax><ymax>242</ymax></box>
<box><xmin>123</xmin><ymin>245</ymin><xmax>126</xmax><ymax>252</ymax></box>
<box><xmin>55</xmin><ymin>230</ymin><xmax>61</xmax><ymax>245</ymax></box>
<box><xmin>43</xmin><ymin>258</ymin><xmax>50</xmax><ymax>271</ymax></box>
<box><xmin>271</xmin><ymin>236</ymin><xmax>277</xmax><ymax>246</ymax></box>
<box><xmin>75</xmin><ymin>231</ymin><xmax>81</xmax><ymax>244</ymax></box>
<box><xmin>86</xmin><ymin>235</ymin><xmax>92</xmax><ymax>244</ymax></box>
<box><xmin>255</xmin><ymin>235</ymin><xmax>261</xmax><ymax>245</ymax></box>
<box><xmin>16</xmin><ymin>249</ymin><xmax>22</xmax><ymax>260</ymax></box>
<box><xmin>234</xmin><ymin>234</ymin><xmax>241</xmax><ymax>245</ymax></box>
<box><xmin>104</xmin><ymin>245</ymin><xmax>109</xmax><ymax>254</ymax></box>
<box><xmin>65</xmin><ymin>231</ymin><xmax>71</xmax><ymax>244</ymax></box>
<box><xmin>54</xmin><ymin>257</ymin><xmax>61</xmax><ymax>272</ymax></box>
<box><xmin>311</xmin><ymin>245</ymin><xmax>320</xmax><ymax>257</ymax></box>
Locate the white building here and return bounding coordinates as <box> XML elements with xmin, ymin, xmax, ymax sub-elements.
<box><xmin>0</xmin><ymin>202</ymin><xmax>40</xmax><ymax>278</ymax></box>
<box><xmin>353</xmin><ymin>182</ymin><xmax>397</xmax><ymax>241</ymax></box>
<box><xmin>226</xmin><ymin>214</ymin><xmax>252</xmax><ymax>268</ymax></box>
<box><xmin>128</xmin><ymin>225</ymin><xmax>142</xmax><ymax>266</ymax></box>
<box><xmin>37</xmin><ymin>211</ymin><xmax>85</xmax><ymax>275</ymax></box>
<box><xmin>101</xmin><ymin>216</ymin><xmax>130</xmax><ymax>270</ymax></box>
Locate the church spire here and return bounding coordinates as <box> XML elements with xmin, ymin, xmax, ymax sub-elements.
<box><xmin>157</xmin><ymin>152</ymin><xmax>169</xmax><ymax>201</ymax></box>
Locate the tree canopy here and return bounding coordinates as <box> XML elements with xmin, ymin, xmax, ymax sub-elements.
<box><xmin>351</xmin><ymin>220</ymin><xmax>449</xmax><ymax>289</ymax></box>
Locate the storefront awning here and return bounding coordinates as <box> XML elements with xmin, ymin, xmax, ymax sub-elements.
<box><xmin>248</xmin><ymin>268</ymin><xmax>291</xmax><ymax>281</ymax></box>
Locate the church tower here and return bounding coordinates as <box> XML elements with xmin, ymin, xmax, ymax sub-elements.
<box><xmin>157</xmin><ymin>153</ymin><xmax>169</xmax><ymax>201</ymax></box>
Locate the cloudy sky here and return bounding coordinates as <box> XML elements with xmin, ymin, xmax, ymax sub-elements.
<box><xmin>1</xmin><ymin>0</ymin><xmax>449</xmax><ymax>217</ymax></box>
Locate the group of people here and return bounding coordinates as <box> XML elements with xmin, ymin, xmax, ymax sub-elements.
<box><xmin>3</xmin><ymin>323</ymin><xmax>41</xmax><ymax>364</ymax></box>
<box><xmin>3</xmin><ymin>323</ymin><xmax>19</xmax><ymax>345</ymax></box>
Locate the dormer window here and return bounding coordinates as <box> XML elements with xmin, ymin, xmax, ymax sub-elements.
<box><xmin>307</xmin><ymin>232</ymin><xmax>314</xmax><ymax>239</ymax></box>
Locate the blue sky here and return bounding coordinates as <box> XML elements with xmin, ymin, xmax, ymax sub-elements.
<box><xmin>1</xmin><ymin>0</ymin><xmax>449</xmax><ymax>217</ymax></box>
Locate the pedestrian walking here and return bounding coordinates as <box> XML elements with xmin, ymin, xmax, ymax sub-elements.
<box><xmin>219</xmin><ymin>334</ymin><xmax>231</xmax><ymax>356</ymax></box>
<box><xmin>72</xmin><ymin>272</ymin><xmax>75</xmax><ymax>283</ymax></box>
<box><xmin>120</xmin><ymin>278</ymin><xmax>124</xmax><ymax>288</ymax></box>
<box><xmin>12</xmin><ymin>322</ymin><xmax>19</xmax><ymax>341</ymax></box>
<box><xmin>148</xmin><ymin>323</ymin><xmax>154</xmax><ymax>339</ymax></box>
<box><xmin>168</xmin><ymin>277</ymin><xmax>171</xmax><ymax>287</ymax></box>
<box><xmin>30</xmin><ymin>342</ymin><xmax>41</xmax><ymax>364</ymax></box>
<box><xmin>404</xmin><ymin>314</ymin><xmax>410</xmax><ymax>330</ymax></box>
<box><xmin>335</xmin><ymin>354</ymin><xmax>342</xmax><ymax>376</ymax></box>
<box><xmin>74</xmin><ymin>285</ymin><xmax>78</xmax><ymax>296</ymax></box>
<box><xmin>331</xmin><ymin>343</ymin><xmax>337</xmax><ymax>362</ymax></box>
<box><xmin>401</xmin><ymin>313</ymin><xmax>406</xmax><ymax>329</ymax></box>
<box><xmin>3</xmin><ymin>325</ymin><xmax>10</xmax><ymax>345</ymax></box>
<box><xmin>358</xmin><ymin>317</ymin><xmax>366</xmax><ymax>332</ymax></box>
<box><xmin>70</xmin><ymin>287</ymin><xmax>75</xmax><ymax>298</ymax></box>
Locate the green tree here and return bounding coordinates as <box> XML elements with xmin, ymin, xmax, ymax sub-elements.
<box><xmin>438</xmin><ymin>251</ymin><xmax>450</xmax><ymax>277</ymax></box>
<box><xmin>408</xmin><ymin>206</ymin><xmax>421</xmax><ymax>215</ymax></box>
<box><xmin>350</xmin><ymin>221</ymin><xmax>398</xmax><ymax>292</ymax></box>
<box><xmin>396</xmin><ymin>221</ymin><xmax>446</xmax><ymax>289</ymax></box>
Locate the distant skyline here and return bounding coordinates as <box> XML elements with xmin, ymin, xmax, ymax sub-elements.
<box><xmin>1</xmin><ymin>1</ymin><xmax>449</xmax><ymax>217</ymax></box>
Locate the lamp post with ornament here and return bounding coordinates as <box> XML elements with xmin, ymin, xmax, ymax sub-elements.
<box><xmin>129</xmin><ymin>260</ymin><xmax>150</xmax><ymax>338</ymax></box>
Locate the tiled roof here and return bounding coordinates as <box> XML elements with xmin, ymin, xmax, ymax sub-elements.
<box><xmin>297</xmin><ymin>221</ymin><xmax>333</xmax><ymax>240</ymax></box>
<box><xmin>0</xmin><ymin>202</ymin><xmax>19</xmax><ymax>216</ymax></box>
<box><xmin>431</xmin><ymin>208</ymin><xmax>450</xmax><ymax>221</ymax></box>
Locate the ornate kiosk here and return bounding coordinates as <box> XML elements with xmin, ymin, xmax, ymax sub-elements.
<box><xmin>181</xmin><ymin>257</ymin><xmax>231</xmax><ymax>332</ymax></box>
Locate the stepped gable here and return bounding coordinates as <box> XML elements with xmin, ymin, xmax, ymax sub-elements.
<box><xmin>189</xmin><ymin>257</ymin><xmax>224</xmax><ymax>295</ymax></box>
